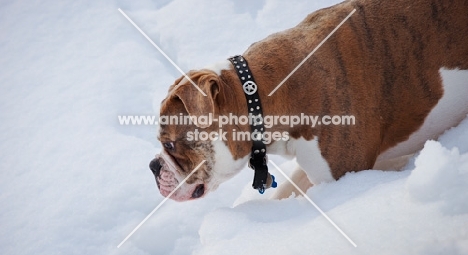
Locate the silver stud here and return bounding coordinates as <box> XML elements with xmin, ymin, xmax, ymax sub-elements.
<box><xmin>260</xmin><ymin>128</ymin><xmax>263</xmax><ymax>131</ymax></box>
<box><xmin>254</xmin><ymin>150</ymin><xmax>259</xmax><ymax>154</ymax></box>
<box><xmin>241</xmin><ymin>77</ymin><xmax>245</xmax><ymax>80</ymax></box>
<box><xmin>261</xmin><ymin>149</ymin><xmax>265</xmax><ymax>153</ymax></box>
<box><xmin>236</xmin><ymin>65</ymin><xmax>240</xmax><ymax>68</ymax></box>
<box><xmin>248</xmin><ymin>100</ymin><xmax>252</xmax><ymax>103</ymax></box>
<box><xmin>240</xmin><ymin>58</ymin><xmax>244</xmax><ymax>62</ymax></box>
<box><xmin>233</xmin><ymin>61</ymin><xmax>237</xmax><ymax>64</ymax></box>
<box><xmin>250</xmin><ymin>108</ymin><xmax>254</xmax><ymax>111</ymax></box>
<box><xmin>256</xmin><ymin>106</ymin><xmax>260</xmax><ymax>110</ymax></box>
<box><xmin>239</xmin><ymin>70</ymin><xmax>243</xmax><ymax>74</ymax></box>
<box><xmin>246</xmin><ymin>69</ymin><xmax>249</xmax><ymax>72</ymax></box>
<box><xmin>243</xmin><ymin>64</ymin><xmax>246</xmax><ymax>67</ymax></box>
<box><xmin>248</xmin><ymin>75</ymin><xmax>251</xmax><ymax>78</ymax></box>
<box><xmin>255</xmin><ymin>99</ymin><xmax>258</xmax><ymax>102</ymax></box>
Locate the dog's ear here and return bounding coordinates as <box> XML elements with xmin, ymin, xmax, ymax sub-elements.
<box><xmin>174</xmin><ymin>71</ymin><xmax>220</xmax><ymax>128</ymax></box>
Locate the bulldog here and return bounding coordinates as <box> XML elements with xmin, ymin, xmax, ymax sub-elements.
<box><xmin>149</xmin><ymin>0</ymin><xmax>468</xmax><ymax>201</ymax></box>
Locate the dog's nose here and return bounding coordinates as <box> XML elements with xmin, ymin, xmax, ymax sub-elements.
<box><xmin>191</xmin><ymin>184</ymin><xmax>205</xmax><ymax>199</ymax></box>
<box><xmin>149</xmin><ymin>158</ymin><xmax>162</xmax><ymax>177</ymax></box>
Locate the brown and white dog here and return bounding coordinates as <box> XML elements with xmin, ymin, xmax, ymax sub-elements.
<box><xmin>149</xmin><ymin>0</ymin><xmax>468</xmax><ymax>201</ymax></box>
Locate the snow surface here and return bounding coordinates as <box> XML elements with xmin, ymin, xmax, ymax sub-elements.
<box><xmin>0</xmin><ymin>0</ymin><xmax>467</xmax><ymax>254</ymax></box>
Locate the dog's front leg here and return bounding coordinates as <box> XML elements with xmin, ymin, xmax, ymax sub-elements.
<box><xmin>271</xmin><ymin>164</ymin><xmax>312</xmax><ymax>199</ymax></box>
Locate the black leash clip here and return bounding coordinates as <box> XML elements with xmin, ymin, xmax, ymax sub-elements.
<box><xmin>249</xmin><ymin>155</ymin><xmax>277</xmax><ymax>194</ymax></box>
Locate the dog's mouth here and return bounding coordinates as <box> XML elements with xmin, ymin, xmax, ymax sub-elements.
<box><xmin>157</xmin><ymin>167</ymin><xmax>179</xmax><ymax>197</ymax></box>
<box><xmin>149</xmin><ymin>155</ymin><xmax>206</xmax><ymax>200</ymax></box>
<box><xmin>150</xmin><ymin>158</ymin><xmax>175</xmax><ymax>193</ymax></box>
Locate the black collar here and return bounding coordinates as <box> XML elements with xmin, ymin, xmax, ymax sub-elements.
<box><xmin>228</xmin><ymin>55</ymin><xmax>276</xmax><ymax>194</ymax></box>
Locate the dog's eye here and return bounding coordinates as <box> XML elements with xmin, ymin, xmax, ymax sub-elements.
<box><xmin>163</xmin><ymin>142</ymin><xmax>174</xmax><ymax>151</ymax></box>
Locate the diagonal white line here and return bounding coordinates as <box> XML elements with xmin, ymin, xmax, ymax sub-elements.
<box><xmin>117</xmin><ymin>160</ymin><xmax>206</xmax><ymax>248</ymax></box>
<box><xmin>268</xmin><ymin>9</ymin><xmax>356</xmax><ymax>96</ymax></box>
<box><xmin>269</xmin><ymin>160</ymin><xmax>357</xmax><ymax>247</ymax></box>
<box><xmin>118</xmin><ymin>8</ymin><xmax>207</xmax><ymax>96</ymax></box>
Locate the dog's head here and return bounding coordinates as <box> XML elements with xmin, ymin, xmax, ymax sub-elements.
<box><xmin>149</xmin><ymin>70</ymin><xmax>249</xmax><ymax>201</ymax></box>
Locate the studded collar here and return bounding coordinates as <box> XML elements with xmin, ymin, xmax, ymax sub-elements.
<box><xmin>228</xmin><ymin>55</ymin><xmax>273</xmax><ymax>193</ymax></box>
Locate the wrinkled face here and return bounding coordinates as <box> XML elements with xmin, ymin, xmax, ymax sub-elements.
<box><xmin>149</xmin><ymin>71</ymin><xmax>248</xmax><ymax>201</ymax></box>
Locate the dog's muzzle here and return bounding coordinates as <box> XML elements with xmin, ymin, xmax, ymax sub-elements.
<box><xmin>149</xmin><ymin>157</ymin><xmax>205</xmax><ymax>200</ymax></box>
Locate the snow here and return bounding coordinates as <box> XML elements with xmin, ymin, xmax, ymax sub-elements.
<box><xmin>407</xmin><ymin>140</ymin><xmax>468</xmax><ymax>216</ymax></box>
<box><xmin>0</xmin><ymin>0</ymin><xmax>467</xmax><ymax>254</ymax></box>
